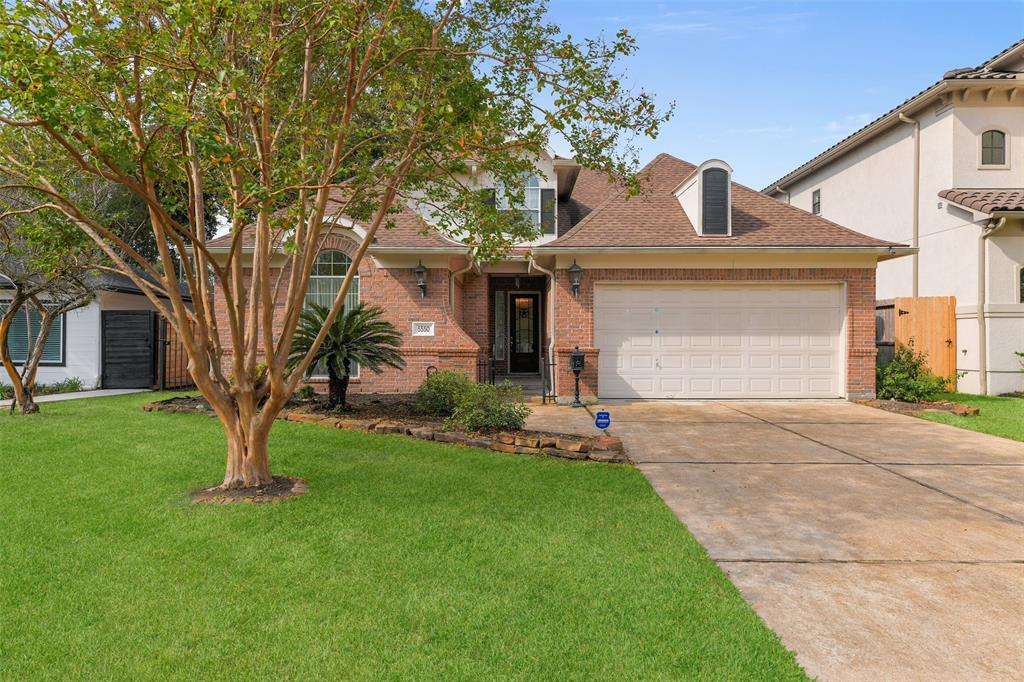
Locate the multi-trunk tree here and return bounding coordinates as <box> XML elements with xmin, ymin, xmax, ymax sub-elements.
<box><xmin>0</xmin><ymin>196</ymin><xmax>101</xmax><ymax>414</ymax></box>
<box><xmin>0</xmin><ymin>0</ymin><xmax>670</xmax><ymax>489</ymax></box>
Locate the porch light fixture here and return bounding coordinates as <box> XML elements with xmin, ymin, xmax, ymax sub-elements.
<box><xmin>568</xmin><ymin>260</ymin><xmax>583</xmax><ymax>297</ymax></box>
<box><xmin>415</xmin><ymin>261</ymin><xmax>428</xmax><ymax>298</ymax></box>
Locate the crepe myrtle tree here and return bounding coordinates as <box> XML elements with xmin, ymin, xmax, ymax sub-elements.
<box><xmin>0</xmin><ymin>203</ymin><xmax>99</xmax><ymax>414</ymax></box>
<box><xmin>0</xmin><ymin>0</ymin><xmax>670</xmax><ymax>490</ymax></box>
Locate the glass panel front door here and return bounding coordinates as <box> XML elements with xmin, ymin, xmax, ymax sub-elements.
<box><xmin>508</xmin><ymin>293</ymin><xmax>540</xmax><ymax>373</ymax></box>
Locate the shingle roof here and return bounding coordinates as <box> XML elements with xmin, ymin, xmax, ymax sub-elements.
<box><xmin>763</xmin><ymin>39</ymin><xmax>1024</xmax><ymax>193</ymax></box>
<box><xmin>939</xmin><ymin>188</ymin><xmax>1024</xmax><ymax>214</ymax></box>
<box><xmin>206</xmin><ymin>189</ymin><xmax>463</xmax><ymax>251</ymax></box>
<box><xmin>543</xmin><ymin>154</ymin><xmax>899</xmax><ymax>249</ymax></box>
<box><xmin>556</xmin><ymin>167</ymin><xmax>624</xmax><ymax>234</ymax></box>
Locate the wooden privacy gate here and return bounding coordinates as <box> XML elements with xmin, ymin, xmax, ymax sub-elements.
<box><xmin>875</xmin><ymin>296</ymin><xmax>957</xmax><ymax>383</ymax></box>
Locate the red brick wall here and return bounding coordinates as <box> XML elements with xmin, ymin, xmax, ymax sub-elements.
<box><xmin>212</xmin><ymin>235</ymin><xmax>481</xmax><ymax>394</ymax></box>
<box><xmin>553</xmin><ymin>267</ymin><xmax>878</xmax><ymax>400</ymax></box>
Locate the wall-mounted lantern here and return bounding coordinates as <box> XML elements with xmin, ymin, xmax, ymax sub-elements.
<box><xmin>415</xmin><ymin>261</ymin><xmax>428</xmax><ymax>298</ymax></box>
<box><xmin>570</xmin><ymin>345</ymin><xmax>585</xmax><ymax>408</ymax></box>
<box><xmin>568</xmin><ymin>260</ymin><xmax>583</xmax><ymax>297</ymax></box>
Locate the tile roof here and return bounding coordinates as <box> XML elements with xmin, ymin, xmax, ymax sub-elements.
<box><xmin>206</xmin><ymin>189</ymin><xmax>463</xmax><ymax>251</ymax></box>
<box><xmin>939</xmin><ymin>188</ymin><xmax>1024</xmax><ymax>214</ymax></box>
<box><xmin>543</xmin><ymin>154</ymin><xmax>900</xmax><ymax>249</ymax></box>
<box><xmin>764</xmin><ymin>39</ymin><xmax>1024</xmax><ymax>193</ymax></box>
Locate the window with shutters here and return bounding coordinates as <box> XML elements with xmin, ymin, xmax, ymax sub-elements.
<box><xmin>701</xmin><ymin>168</ymin><xmax>730</xmax><ymax>235</ymax></box>
<box><xmin>981</xmin><ymin>130</ymin><xmax>1007</xmax><ymax>167</ymax></box>
<box><xmin>305</xmin><ymin>250</ymin><xmax>359</xmax><ymax>378</ymax></box>
<box><xmin>0</xmin><ymin>302</ymin><xmax>64</xmax><ymax>365</ymax></box>
<box><xmin>495</xmin><ymin>173</ymin><xmax>557</xmax><ymax>235</ymax></box>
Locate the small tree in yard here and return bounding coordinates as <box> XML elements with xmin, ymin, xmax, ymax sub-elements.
<box><xmin>0</xmin><ymin>205</ymin><xmax>99</xmax><ymax>414</ymax></box>
<box><xmin>288</xmin><ymin>302</ymin><xmax>404</xmax><ymax>410</ymax></box>
<box><xmin>0</xmin><ymin>1</ymin><xmax>670</xmax><ymax>489</ymax></box>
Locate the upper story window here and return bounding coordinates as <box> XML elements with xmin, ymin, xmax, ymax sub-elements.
<box><xmin>1019</xmin><ymin>267</ymin><xmax>1024</xmax><ymax>304</ymax></box>
<box><xmin>701</xmin><ymin>168</ymin><xmax>729</xmax><ymax>235</ymax></box>
<box><xmin>812</xmin><ymin>189</ymin><xmax>821</xmax><ymax>215</ymax></box>
<box><xmin>981</xmin><ymin>130</ymin><xmax>1007</xmax><ymax>167</ymax></box>
<box><xmin>496</xmin><ymin>173</ymin><xmax>557</xmax><ymax>235</ymax></box>
<box><xmin>497</xmin><ymin>173</ymin><xmax>541</xmax><ymax>228</ymax></box>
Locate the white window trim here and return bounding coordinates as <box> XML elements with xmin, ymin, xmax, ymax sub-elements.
<box><xmin>496</xmin><ymin>174</ymin><xmax>543</xmax><ymax>229</ymax></box>
<box><xmin>978</xmin><ymin>128</ymin><xmax>1010</xmax><ymax>170</ymax></box>
<box><xmin>306</xmin><ymin>251</ymin><xmax>360</xmax><ymax>380</ymax></box>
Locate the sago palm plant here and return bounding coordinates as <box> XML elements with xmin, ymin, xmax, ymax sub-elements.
<box><xmin>288</xmin><ymin>302</ymin><xmax>405</xmax><ymax>409</ymax></box>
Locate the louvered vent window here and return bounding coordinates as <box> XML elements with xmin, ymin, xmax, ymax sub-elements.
<box><xmin>702</xmin><ymin>168</ymin><xmax>729</xmax><ymax>235</ymax></box>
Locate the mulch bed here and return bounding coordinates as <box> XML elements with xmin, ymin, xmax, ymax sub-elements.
<box><xmin>145</xmin><ymin>394</ymin><xmax>629</xmax><ymax>464</ymax></box>
<box><xmin>191</xmin><ymin>476</ymin><xmax>308</xmax><ymax>504</ymax></box>
<box><xmin>856</xmin><ymin>398</ymin><xmax>980</xmax><ymax>417</ymax></box>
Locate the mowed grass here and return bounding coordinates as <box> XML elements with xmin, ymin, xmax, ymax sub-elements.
<box><xmin>917</xmin><ymin>392</ymin><xmax>1024</xmax><ymax>442</ymax></box>
<box><xmin>0</xmin><ymin>393</ymin><xmax>804</xmax><ymax>680</ymax></box>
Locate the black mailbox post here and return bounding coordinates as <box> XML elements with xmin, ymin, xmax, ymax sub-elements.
<box><xmin>570</xmin><ymin>346</ymin><xmax>585</xmax><ymax>408</ymax></box>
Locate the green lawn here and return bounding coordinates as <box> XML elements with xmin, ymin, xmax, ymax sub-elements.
<box><xmin>917</xmin><ymin>392</ymin><xmax>1024</xmax><ymax>442</ymax></box>
<box><xmin>0</xmin><ymin>393</ymin><xmax>803</xmax><ymax>680</ymax></box>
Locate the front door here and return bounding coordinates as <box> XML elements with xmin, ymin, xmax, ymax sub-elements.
<box><xmin>508</xmin><ymin>293</ymin><xmax>540</xmax><ymax>373</ymax></box>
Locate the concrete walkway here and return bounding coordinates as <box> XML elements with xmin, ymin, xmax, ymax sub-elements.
<box><xmin>527</xmin><ymin>400</ymin><xmax>1024</xmax><ymax>681</ymax></box>
<box><xmin>0</xmin><ymin>388</ymin><xmax>147</xmax><ymax>409</ymax></box>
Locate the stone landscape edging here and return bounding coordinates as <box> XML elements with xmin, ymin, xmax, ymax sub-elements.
<box><xmin>143</xmin><ymin>399</ymin><xmax>629</xmax><ymax>464</ymax></box>
<box><xmin>278</xmin><ymin>409</ymin><xmax>629</xmax><ymax>464</ymax></box>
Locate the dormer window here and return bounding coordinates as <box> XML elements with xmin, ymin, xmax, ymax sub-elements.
<box><xmin>673</xmin><ymin>159</ymin><xmax>734</xmax><ymax>237</ymax></box>
<box><xmin>981</xmin><ymin>130</ymin><xmax>1007</xmax><ymax>167</ymax></box>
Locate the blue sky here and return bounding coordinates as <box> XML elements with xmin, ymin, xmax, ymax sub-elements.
<box><xmin>543</xmin><ymin>1</ymin><xmax>1024</xmax><ymax>190</ymax></box>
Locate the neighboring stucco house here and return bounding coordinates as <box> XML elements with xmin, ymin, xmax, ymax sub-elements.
<box><xmin>764</xmin><ymin>39</ymin><xmax>1024</xmax><ymax>395</ymax></box>
<box><xmin>1</xmin><ymin>272</ymin><xmax>190</xmax><ymax>390</ymax></box>
<box><xmin>209</xmin><ymin>151</ymin><xmax>908</xmax><ymax>401</ymax></box>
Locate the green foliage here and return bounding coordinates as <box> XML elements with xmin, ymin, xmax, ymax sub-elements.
<box><xmin>296</xmin><ymin>385</ymin><xmax>316</xmax><ymax>401</ymax></box>
<box><xmin>445</xmin><ymin>380</ymin><xmax>531</xmax><ymax>433</ymax></box>
<box><xmin>877</xmin><ymin>341</ymin><xmax>949</xmax><ymax>402</ymax></box>
<box><xmin>415</xmin><ymin>369</ymin><xmax>475</xmax><ymax>417</ymax></box>
<box><xmin>1</xmin><ymin>376</ymin><xmax>82</xmax><ymax>400</ymax></box>
<box><xmin>287</xmin><ymin>302</ymin><xmax>404</xmax><ymax>407</ymax></box>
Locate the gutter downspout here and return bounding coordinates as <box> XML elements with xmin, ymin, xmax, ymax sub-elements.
<box><xmin>978</xmin><ymin>217</ymin><xmax>1007</xmax><ymax>395</ymax></box>
<box><xmin>527</xmin><ymin>254</ymin><xmax>557</xmax><ymax>398</ymax></box>
<box><xmin>899</xmin><ymin>113</ymin><xmax>921</xmax><ymax>297</ymax></box>
<box><xmin>449</xmin><ymin>257</ymin><xmax>475</xmax><ymax>315</ymax></box>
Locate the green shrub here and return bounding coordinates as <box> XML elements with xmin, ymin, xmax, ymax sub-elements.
<box><xmin>416</xmin><ymin>370</ymin><xmax>474</xmax><ymax>417</ymax></box>
<box><xmin>296</xmin><ymin>385</ymin><xmax>317</xmax><ymax>401</ymax></box>
<box><xmin>877</xmin><ymin>341</ymin><xmax>949</xmax><ymax>402</ymax></box>
<box><xmin>1</xmin><ymin>377</ymin><xmax>83</xmax><ymax>401</ymax></box>
<box><xmin>445</xmin><ymin>380</ymin><xmax>531</xmax><ymax>433</ymax></box>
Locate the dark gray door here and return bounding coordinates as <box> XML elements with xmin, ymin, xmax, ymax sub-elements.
<box><xmin>508</xmin><ymin>293</ymin><xmax>540</xmax><ymax>373</ymax></box>
<box><xmin>102</xmin><ymin>311</ymin><xmax>155</xmax><ymax>389</ymax></box>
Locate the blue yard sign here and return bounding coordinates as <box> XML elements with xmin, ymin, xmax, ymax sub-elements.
<box><xmin>594</xmin><ymin>411</ymin><xmax>611</xmax><ymax>429</ymax></box>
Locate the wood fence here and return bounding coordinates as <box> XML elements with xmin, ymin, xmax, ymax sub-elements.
<box><xmin>875</xmin><ymin>296</ymin><xmax>957</xmax><ymax>386</ymax></box>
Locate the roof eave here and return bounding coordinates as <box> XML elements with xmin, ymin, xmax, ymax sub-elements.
<box><xmin>763</xmin><ymin>82</ymin><xmax>950</xmax><ymax>194</ymax></box>
<box><xmin>535</xmin><ymin>245</ymin><xmax>915</xmax><ymax>259</ymax></box>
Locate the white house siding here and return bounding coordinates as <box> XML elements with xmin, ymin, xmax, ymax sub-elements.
<box><xmin>775</xmin><ymin>97</ymin><xmax>1023</xmax><ymax>394</ymax></box>
<box><xmin>2</xmin><ymin>290</ymin><xmax>163</xmax><ymax>390</ymax></box>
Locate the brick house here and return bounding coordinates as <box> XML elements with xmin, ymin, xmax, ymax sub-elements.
<box><xmin>207</xmin><ymin>152</ymin><xmax>911</xmax><ymax>401</ymax></box>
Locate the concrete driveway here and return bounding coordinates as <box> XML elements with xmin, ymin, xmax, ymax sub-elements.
<box><xmin>527</xmin><ymin>400</ymin><xmax>1024</xmax><ymax>680</ymax></box>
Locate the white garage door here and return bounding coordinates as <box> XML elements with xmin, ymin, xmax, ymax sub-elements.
<box><xmin>594</xmin><ymin>283</ymin><xmax>844</xmax><ymax>399</ymax></box>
